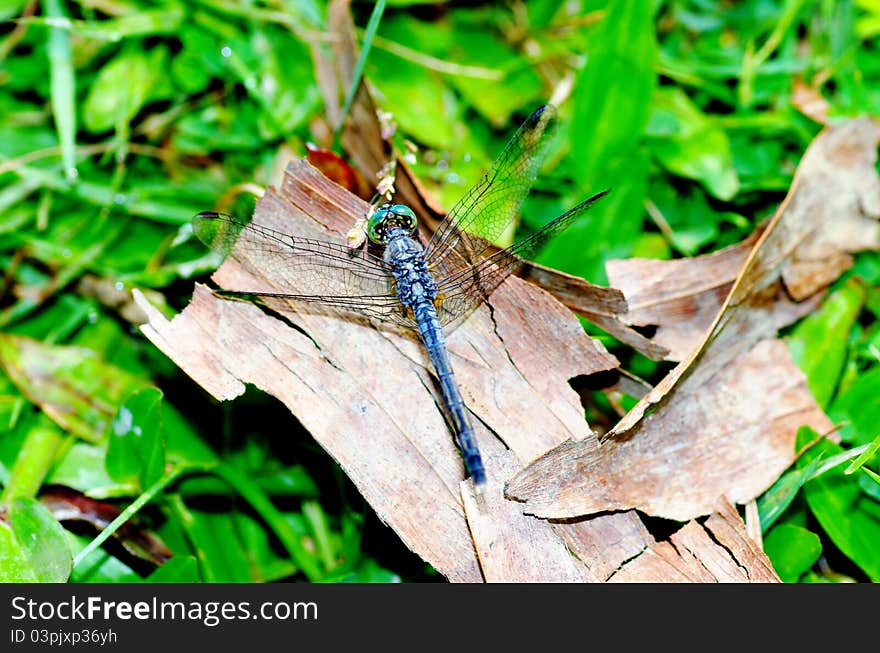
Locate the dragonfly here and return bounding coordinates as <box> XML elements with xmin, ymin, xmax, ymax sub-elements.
<box><xmin>193</xmin><ymin>104</ymin><xmax>608</xmax><ymax>489</ymax></box>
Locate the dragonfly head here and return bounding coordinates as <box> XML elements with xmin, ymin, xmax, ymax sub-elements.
<box><xmin>367</xmin><ymin>204</ymin><xmax>418</xmax><ymax>244</ymax></box>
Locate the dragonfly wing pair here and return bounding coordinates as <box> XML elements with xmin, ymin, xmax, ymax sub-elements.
<box><xmin>192</xmin><ymin>104</ymin><xmax>606</xmax><ymax>331</ymax></box>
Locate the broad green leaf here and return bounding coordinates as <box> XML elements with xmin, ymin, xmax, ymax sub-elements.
<box><xmin>788</xmin><ymin>279</ymin><xmax>866</xmax><ymax>408</ymax></box>
<box><xmin>82</xmin><ymin>46</ymin><xmax>161</xmax><ymax>133</ymax></box>
<box><xmin>106</xmin><ymin>388</ymin><xmax>166</xmax><ymax>490</ymax></box>
<box><xmin>799</xmin><ymin>434</ymin><xmax>880</xmax><ymax>581</ymax></box>
<box><xmin>46</xmin><ymin>441</ymin><xmax>134</xmax><ymax>498</ymax></box>
<box><xmin>646</xmin><ymin>87</ymin><xmax>740</xmax><ymax>200</ymax></box>
<box><xmin>571</xmin><ymin>0</ymin><xmax>656</xmax><ymax>185</ymax></box>
<box><xmin>0</xmin><ymin>333</ymin><xmax>148</xmax><ymax>442</ymax></box>
<box><xmin>763</xmin><ymin>523</ymin><xmax>822</xmax><ymax>582</ymax></box>
<box><xmin>829</xmin><ymin>367</ymin><xmax>880</xmax><ymax>444</ymax></box>
<box><xmin>0</xmin><ymin>497</ymin><xmax>71</xmax><ymax>582</ymax></box>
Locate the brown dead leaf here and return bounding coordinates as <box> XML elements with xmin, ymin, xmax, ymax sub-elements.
<box><xmin>506</xmin><ymin>117</ymin><xmax>880</xmax><ymax>521</ymax></box>
<box><xmin>41</xmin><ymin>486</ymin><xmax>172</xmax><ymax>567</ymax></box>
<box><xmin>606</xmin><ymin>229</ymin><xmax>760</xmax><ymax>362</ymax></box>
<box><xmin>137</xmin><ymin>159</ymin><xmax>624</xmax><ymax>581</ymax></box>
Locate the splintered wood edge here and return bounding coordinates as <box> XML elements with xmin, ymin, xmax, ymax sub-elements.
<box><xmin>133</xmin><ymin>288</ymin><xmax>246</xmax><ymax>401</ymax></box>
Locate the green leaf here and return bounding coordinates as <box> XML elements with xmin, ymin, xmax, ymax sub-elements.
<box><xmin>763</xmin><ymin>523</ymin><xmax>822</xmax><ymax>582</ymax></box>
<box><xmin>845</xmin><ymin>434</ymin><xmax>880</xmax><ymax>479</ymax></box>
<box><xmin>757</xmin><ymin>438</ymin><xmax>824</xmax><ymax>532</ymax></box>
<box><xmin>43</xmin><ymin>0</ymin><xmax>77</xmax><ymax>181</ymax></box>
<box><xmin>538</xmin><ymin>147</ymin><xmax>649</xmax><ymax>284</ymax></box>
<box><xmin>46</xmin><ymin>442</ymin><xmax>134</xmax><ymax>498</ymax></box>
<box><xmin>0</xmin><ymin>333</ymin><xmax>148</xmax><ymax>442</ymax></box>
<box><xmin>829</xmin><ymin>367</ymin><xmax>880</xmax><ymax>445</ymax></box>
<box><xmin>169</xmin><ymin>497</ymin><xmax>298</xmax><ymax>583</ymax></box>
<box><xmin>106</xmin><ymin>387</ymin><xmax>166</xmax><ymax>490</ymax></box>
<box><xmin>0</xmin><ymin>497</ymin><xmax>71</xmax><ymax>582</ymax></box>
<box><xmin>799</xmin><ymin>435</ymin><xmax>880</xmax><ymax>581</ymax></box>
<box><xmin>82</xmin><ymin>47</ymin><xmax>158</xmax><ymax>133</ymax></box>
<box><xmin>646</xmin><ymin>87</ymin><xmax>740</xmax><ymax>200</ymax></box>
<box><xmin>788</xmin><ymin>278</ymin><xmax>866</xmax><ymax>408</ymax></box>
<box><xmin>571</xmin><ymin>0</ymin><xmax>656</xmax><ymax>186</ymax></box>
<box><xmin>369</xmin><ymin>48</ymin><xmax>459</xmax><ymax>149</ymax></box>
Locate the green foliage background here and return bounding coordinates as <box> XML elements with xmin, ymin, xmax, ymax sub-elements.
<box><xmin>0</xmin><ymin>0</ymin><xmax>878</xmax><ymax>582</ymax></box>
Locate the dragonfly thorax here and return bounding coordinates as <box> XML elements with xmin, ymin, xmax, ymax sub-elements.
<box><xmin>384</xmin><ymin>230</ymin><xmax>438</xmax><ymax>308</ymax></box>
<box><xmin>367</xmin><ymin>204</ymin><xmax>418</xmax><ymax>244</ymax></box>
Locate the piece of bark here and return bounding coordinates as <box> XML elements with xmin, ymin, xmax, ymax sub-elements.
<box><xmin>552</xmin><ymin>510</ymin><xmax>655</xmax><ymax>582</ymax></box>
<box><xmin>506</xmin><ymin>118</ymin><xmax>880</xmax><ymax>521</ymax></box>
<box><xmin>610</xmin><ymin>499</ymin><xmax>779</xmax><ymax>582</ymax></box>
<box><xmin>461</xmin><ymin>452</ymin><xmax>592</xmax><ymax>582</ymax></box>
<box><xmin>138</xmin><ymin>159</ymin><xmax>628</xmax><ymax>581</ymax></box>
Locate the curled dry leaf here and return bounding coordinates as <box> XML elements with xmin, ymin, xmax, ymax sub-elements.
<box><xmin>137</xmin><ymin>159</ymin><xmax>631</xmax><ymax>581</ymax></box>
<box><xmin>606</xmin><ymin>229</ymin><xmax>761</xmax><ymax>362</ymax></box>
<box><xmin>506</xmin><ymin>117</ymin><xmax>880</xmax><ymax>521</ymax></box>
<box><xmin>41</xmin><ymin>486</ymin><xmax>172</xmax><ymax>567</ymax></box>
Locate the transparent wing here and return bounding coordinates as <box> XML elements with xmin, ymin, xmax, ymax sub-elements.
<box><xmin>192</xmin><ymin>212</ymin><xmax>416</xmax><ymax>328</ymax></box>
<box><xmin>424</xmin><ymin>104</ymin><xmax>559</xmax><ymax>273</ymax></box>
<box><xmin>433</xmin><ymin>190</ymin><xmax>609</xmax><ymax>329</ymax></box>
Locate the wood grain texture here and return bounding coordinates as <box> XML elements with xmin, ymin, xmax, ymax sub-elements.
<box><xmin>609</xmin><ymin>499</ymin><xmax>779</xmax><ymax>583</ymax></box>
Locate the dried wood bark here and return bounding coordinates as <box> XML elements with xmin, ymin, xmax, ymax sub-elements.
<box><xmin>136</xmin><ymin>0</ymin><xmax>788</xmax><ymax>583</ymax></box>
<box><xmin>506</xmin><ymin>118</ymin><xmax>880</xmax><ymax>521</ymax></box>
<box><xmin>138</xmin><ymin>159</ymin><xmax>633</xmax><ymax>581</ymax></box>
<box><xmin>609</xmin><ymin>499</ymin><xmax>780</xmax><ymax>582</ymax></box>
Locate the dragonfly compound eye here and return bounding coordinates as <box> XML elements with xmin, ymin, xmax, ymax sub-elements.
<box><xmin>367</xmin><ymin>204</ymin><xmax>418</xmax><ymax>244</ymax></box>
<box><xmin>390</xmin><ymin>205</ymin><xmax>418</xmax><ymax>235</ymax></box>
<box><xmin>367</xmin><ymin>206</ymin><xmax>391</xmax><ymax>244</ymax></box>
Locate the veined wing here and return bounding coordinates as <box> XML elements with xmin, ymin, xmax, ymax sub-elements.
<box><xmin>192</xmin><ymin>212</ymin><xmax>415</xmax><ymax>327</ymax></box>
<box><xmin>424</xmin><ymin>104</ymin><xmax>559</xmax><ymax>273</ymax></box>
<box><xmin>433</xmin><ymin>190</ymin><xmax>609</xmax><ymax>329</ymax></box>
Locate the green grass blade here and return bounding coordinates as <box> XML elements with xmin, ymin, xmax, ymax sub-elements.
<box><xmin>42</xmin><ymin>0</ymin><xmax>77</xmax><ymax>182</ymax></box>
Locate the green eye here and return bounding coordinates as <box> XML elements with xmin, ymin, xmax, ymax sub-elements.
<box><xmin>390</xmin><ymin>205</ymin><xmax>418</xmax><ymax>232</ymax></box>
<box><xmin>366</xmin><ymin>204</ymin><xmax>418</xmax><ymax>244</ymax></box>
<box><xmin>367</xmin><ymin>207</ymin><xmax>389</xmax><ymax>243</ymax></box>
